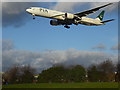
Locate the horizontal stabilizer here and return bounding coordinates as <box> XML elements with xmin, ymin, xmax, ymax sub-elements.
<box><xmin>101</xmin><ymin>19</ymin><xmax>115</xmax><ymax>23</ymax></box>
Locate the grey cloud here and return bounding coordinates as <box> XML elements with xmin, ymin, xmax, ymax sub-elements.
<box><xmin>3</xmin><ymin>48</ymin><xmax>118</xmax><ymax>72</ymax></box>
<box><xmin>51</xmin><ymin>2</ymin><xmax>83</xmax><ymax>12</ymax></box>
<box><xmin>111</xmin><ymin>45</ymin><xmax>118</xmax><ymax>50</ymax></box>
<box><xmin>92</xmin><ymin>43</ymin><xmax>106</xmax><ymax>50</ymax></box>
<box><xmin>2</xmin><ymin>40</ymin><xmax>14</xmax><ymax>51</ymax></box>
<box><xmin>2</xmin><ymin>2</ymin><xmax>45</xmax><ymax>27</ymax></box>
<box><xmin>2</xmin><ymin>40</ymin><xmax>118</xmax><ymax>72</ymax></box>
<box><xmin>111</xmin><ymin>43</ymin><xmax>120</xmax><ymax>51</ymax></box>
<box><xmin>90</xmin><ymin>2</ymin><xmax>118</xmax><ymax>12</ymax></box>
<box><xmin>52</xmin><ymin>2</ymin><xmax>118</xmax><ymax>13</ymax></box>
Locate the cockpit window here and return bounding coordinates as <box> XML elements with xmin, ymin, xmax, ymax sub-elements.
<box><xmin>29</xmin><ymin>7</ymin><xmax>35</xmax><ymax>10</ymax></box>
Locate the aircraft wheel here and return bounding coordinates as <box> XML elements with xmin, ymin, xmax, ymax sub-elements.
<box><xmin>33</xmin><ymin>17</ymin><xmax>35</xmax><ymax>19</ymax></box>
<box><xmin>32</xmin><ymin>14</ymin><xmax>35</xmax><ymax>19</ymax></box>
<box><xmin>64</xmin><ymin>25</ymin><xmax>70</xmax><ymax>29</ymax></box>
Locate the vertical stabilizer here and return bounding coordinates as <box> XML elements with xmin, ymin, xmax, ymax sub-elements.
<box><xmin>96</xmin><ymin>11</ymin><xmax>105</xmax><ymax>21</ymax></box>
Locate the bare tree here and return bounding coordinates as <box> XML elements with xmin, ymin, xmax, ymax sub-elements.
<box><xmin>3</xmin><ymin>65</ymin><xmax>20</xmax><ymax>84</ymax></box>
<box><xmin>97</xmin><ymin>59</ymin><xmax>115</xmax><ymax>82</ymax></box>
<box><xmin>20</xmin><ymin>65</ymin><xmax>36</xmax><ymax>83</ymax></box>
<box><xmin>3</xmin><ymin>65</ymin><xmax>36</xmax><ymax>84</ymax></box>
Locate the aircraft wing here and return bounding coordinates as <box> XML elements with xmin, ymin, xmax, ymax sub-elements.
<box><xmin>74</xmin><ymin>3</ymin><xmax>113</xmax><ymax>17</ymax></box>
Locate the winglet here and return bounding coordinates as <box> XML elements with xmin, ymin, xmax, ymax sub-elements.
<box><xmin>101</xmin><ymin>3</ymin><xmax>113</xmax><ymax>7</ymax></box>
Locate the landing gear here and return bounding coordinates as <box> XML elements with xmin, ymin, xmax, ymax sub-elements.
<box><xmin>33</xmin><ymin>16</ymin><xmax>35</xmax><ymax>19</ymax></box>
<box><xmin>64</xmin><ymin>25</ymin><xmax>70</xmax><ymax>29</ymax></box>
<box><xmin>32</xmin><ymin>14</ymin><xmax>35</xmax><ymax>19</ymax></box>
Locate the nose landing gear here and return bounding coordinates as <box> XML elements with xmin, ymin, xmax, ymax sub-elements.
<box><xmin>32</xmin><ymin>14</ymin><xmax>35</xmax><ymax>19</ymax></box>
<box><xmin>33</xmin><ymin>16</ymin><xmax>35</xmax><ymax>19</ymax></box>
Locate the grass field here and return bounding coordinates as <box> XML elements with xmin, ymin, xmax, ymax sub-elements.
<box><xmin>2</xmin><ymin>82</ymin><xmax>118</xmax><ymax>88</ymax></box>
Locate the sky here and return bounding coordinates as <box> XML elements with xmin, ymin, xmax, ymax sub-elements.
<box><xmin>1</xmin><ymin>2</ymin><xmax>119</xmax><ymax>72</ymax></box>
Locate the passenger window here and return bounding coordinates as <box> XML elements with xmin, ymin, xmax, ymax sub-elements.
<box><xmin>40</xmin><ymin>8</ymin><xmax>42</xmax><ymax>11</ymax></box>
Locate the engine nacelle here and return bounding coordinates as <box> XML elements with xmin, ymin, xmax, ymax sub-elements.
<box><xmin>65</xmin><ymin>13</ymin><xmax>74</xmax><ymax>19</ymax></box>
<box><xmin>50</xmin><ymin>20</ymin><xmax>61</xmax><ymax>26</ymax></box>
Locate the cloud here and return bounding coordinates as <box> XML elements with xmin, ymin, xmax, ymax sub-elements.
<box><xmin>2</xmin><ymin>39</ymin><xmax>14</xmax><ymax>51</ymax></box>
<box><xmin>111</xmin><ymin>43</ymin><xmax>120</xmax><ymax>51</ymax></box>
<box><xmin>51</xmin><ymin>2</ymin><xmax>83</xmax><ymax>12</ymax></box>
<box><xmin>111</xmin><ymin>45</ymin><xmax>118</xmax><ymax>51</ymax></box>
<box><xmin>2</xmin><ymin>2</ymin><xmax>41</xmax><ymax>27</ymax></box>
<box><xmin>2</xmin><ymin>40</ymin><xmax>118</xmax><ymax>72</ymax></box>
<box><xmin>92</xmin><ymin>43</ymin><xmax>107</xmax><ymax>50</ymax></box>
<box><xmin>90</xmin><ymin>2</ymin><xmax>118</xmax><ymax>12</ymax></box>
<box><xmin>52</xmin><ymin>2</ymin><xmax>118</xmax><ymax>13</ymax></box>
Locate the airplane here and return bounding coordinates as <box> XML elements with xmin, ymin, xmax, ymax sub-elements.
<box><xmin>26</xmin><ymin>3</ymin><xmax>114</xmax><ymax>29</ymax></box>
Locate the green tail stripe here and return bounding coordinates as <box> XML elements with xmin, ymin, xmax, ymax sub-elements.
<box><xmin>97</xmin><ymin>11</ymin><xmax>105</xmax><ymax>21</ymax></box>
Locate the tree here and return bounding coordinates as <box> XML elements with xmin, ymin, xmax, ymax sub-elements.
<box><xmin>38</xmin><ymin>65</ymin><xmax>86</xmax><ymax>83</ymax></box>
<box><xmin>3</xmin><ymin>65</ymin><xmax>35</xmax><ymax>84</ymax></box>
<box><xmin>68</xmin><ymin>65</ymin><xmax>86</xmax><ymax>82</ymax></box>
<box><xmin>87</xmin><ymin>60</ymin><xmax>116</xmax><ymax>82</ymax></box>
<box><xmin>115</xmin><ymin>63</ymin><xmax>120</xmax><ymax>82</ymax></box>
<box><xmin>19</xmin><ymin>65</ymin><xmax>35</xmax><ymax>83</ymax></box>
<box><xmin>97</xmin><ymin>60</ymin><xmax>115</xmax><ymax>82</ymax></box>
<box><xmin>3</xmin><ymin>65</ymin><xmax>20</xmax><ymax>84</ymax></box>
<box><xmin>87</xmin><ymin>65</ymin><xmax>101</xmax><ymax>82</ymax></box>
<box><xmin>38</xmin><ymin>65</ymin><xmax>67</xmax><ymax>83</ymax></box>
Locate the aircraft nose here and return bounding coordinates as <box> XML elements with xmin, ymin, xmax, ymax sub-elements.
<box><xmin>26</xmin><ymin>9</ymin><xmax>28</xmax><ymax>12</ymax></box>
<box><xmin>26</xmin><ymin>9</ymin><xmax>30</xmax><ymax>12</ymax></box>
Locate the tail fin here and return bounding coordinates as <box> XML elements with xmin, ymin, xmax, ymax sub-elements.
<box><xmin>96</xmin><ymin>11</ymin><xmax>105</xmax><ymax>21</ymax></box>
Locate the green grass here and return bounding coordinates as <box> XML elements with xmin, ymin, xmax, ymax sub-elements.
<box><xmin>2</xmin><ymin>82</ymin><xmax>118</xmax><ymax>88</ymax></box>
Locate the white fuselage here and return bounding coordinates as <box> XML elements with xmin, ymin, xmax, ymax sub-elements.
<box><xmin>26</xmin><ymin>7</ymin><xmax>104</xmax><ymax>26</ymax></box>
<box><xmin>79</xmin><ymin>17</ymin><xmax>103</xmax><ymax>26</ymax></box>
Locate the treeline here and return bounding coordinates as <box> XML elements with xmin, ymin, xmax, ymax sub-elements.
<box><xmin>38</xmin><ymin>60</ymin><xmax>119</xmax><ymax>83</ymax></box>
<box><xmin>38</xmin><ymin>65</ymin><xmax>86</xmax><ymax>83</ymax></box>
<box><xmin>2</xmin><ymin>60</ymin><xmax>119</xmax><ymax>84</ymax></box>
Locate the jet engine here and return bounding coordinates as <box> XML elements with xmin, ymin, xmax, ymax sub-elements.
<box><xmin>50</xmin><ymin>20</ymin><xmax>61</xmax><ymax>26</ymax></box>
<box><xmin>64</xmin><ymin>13</ymin><xmax>74</xmax><ymax>19</ymax></box>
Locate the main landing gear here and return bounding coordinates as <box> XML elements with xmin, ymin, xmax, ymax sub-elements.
<box><xmin>64</xmin><ymin>25</ymin><xmax>70</xmax><ymax>29</ymax></box>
